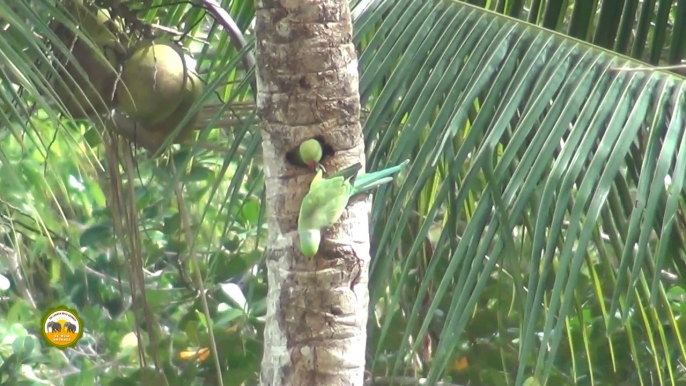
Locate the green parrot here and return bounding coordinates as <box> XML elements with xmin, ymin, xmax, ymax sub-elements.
<box><xmin>297</xmin><ymin>138</ymin><xmax>323</xmax><ymax>170</ymax></box>
<box><xmin>298</xmin><ymin>159</ymin><xmax>410</xmax><ymax>258</ymax></box>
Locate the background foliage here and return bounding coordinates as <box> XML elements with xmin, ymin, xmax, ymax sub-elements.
<box><xmin>1</xmin><ymin>0</ymin><xmax>686</xmax><ymax>385</ymax></box>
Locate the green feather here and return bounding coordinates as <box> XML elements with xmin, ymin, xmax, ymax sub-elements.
<box><xmin>297</xmin><ymin>159</ymin><xmax>409</xmax><ymax>257</ymax></box>
<box><xmin>351</xmin><ymin>159</ymin><xmax>409</xmax><ymax>195</ymax></box>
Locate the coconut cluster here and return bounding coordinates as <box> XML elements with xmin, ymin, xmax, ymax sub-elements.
<box><xmin>50</xmin><ymin>0</ymin><xmax>204</xmax><ymax>151</ymax></box>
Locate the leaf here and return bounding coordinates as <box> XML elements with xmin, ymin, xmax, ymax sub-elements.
<box><xmin>11</xmin><ymin>336</ymin><xmax>37</xmax><ymax>360</ymax></box>
<box><xmin>79</xmin><ymin>223</ymin><xmax>113</xmax><ymax>247</ymax></box>
<box><xmin>119</xmin><ymin>332</ymin><xmax>138</xmax><ymax>349</ymax></box>
<box><xmin>240</xmin><ymin>196</ymin><xmax>260</xmax><ymax>226</ymax></box>
<box><xmin>523</xmin><ymin>376</ymin><xmax>542</xmax><ymax>386</ymax></box>
<box><xmin>179</xmin><ymin>347</ymin><xmax>210</xmax><ymax>361</ymax></box>
<box><xmin>107</xmin><ymin>378</ymin><xmax>138</xmax><ymax>386</ymax></box>
<box><xmin>163</xmin><ymin>213</ymin><xmax>181</xmax><ymax>234</ymax></box>
<box><xmin>220</xmin><ymin>283</ymin><xmax>248</xmax><ymax>311</ymax></box>
<box><xmin>75</xmin><ymin>366</ymin><xmax>96</xmax><ymax>386</ymax></box>
<box><xmin>221</xmin><ymin>232</ymin><xmax>241</xmax><ymax>251</ymax></box>
<box><xmin>181</xmin><ymin>166</ymin><xmax>214</xmax><ymax>182</ymax></box>
<box><xmin>214</xmin><ymin>306</ymin><xmax>245</xmax><ymax>329</ymax></box>
<box><xmin>83</xmin><ymin>127</ymin><xmax>101</xmax><ymax>147</ymax></box>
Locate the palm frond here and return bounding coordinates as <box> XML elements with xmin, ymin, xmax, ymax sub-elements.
<box><xmin>356</xmin><ymin>0</ymin><xmax>686</xmax><ymax>384</ymax></box>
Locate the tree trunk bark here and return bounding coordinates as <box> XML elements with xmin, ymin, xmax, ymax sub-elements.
<box><xmin>255</xmin><ymin>0</ymin><xmax>369</xmax><ymax>384</ymax></box>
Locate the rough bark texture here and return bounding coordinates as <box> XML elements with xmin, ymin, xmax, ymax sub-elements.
<box><xmin>255</xmin><ymin>0</ymin><xmax>369</xmax><ymax>384</ymax></box>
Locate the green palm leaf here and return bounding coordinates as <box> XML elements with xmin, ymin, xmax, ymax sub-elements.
<box><xmin>357</xmin><ymin>1</ymin><xmax>686</xmax><ymax>384</ymax></box>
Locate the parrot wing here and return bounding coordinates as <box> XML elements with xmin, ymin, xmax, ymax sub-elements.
<box><xmin>299</xmin><ymin>160</ymin><xmax>408</xmax><ymax>233</ymax></box>
<box><xmin>309</xmin><ymin>167</ymin><xmax>325</xmax><ymax>190</ymax></box>
<box><xmin>326</xmin><ymin>163</ymin><xmax>363</xmax><ymax>181</ymax></box>
<box><xmin>299</xmin><ymin>176</ymin><xmax>353</xmax><ymax>231</ymax></box>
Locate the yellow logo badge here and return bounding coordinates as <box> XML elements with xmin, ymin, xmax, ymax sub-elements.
<box><xmin>40</xmin><ymin>306</ymin><xmax>84</xmax><ymax>349</ymax></box>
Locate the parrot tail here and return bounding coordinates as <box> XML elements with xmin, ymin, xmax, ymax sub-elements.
<box><xmin>326</xmin><ymin>163</ymin><xmax>363</xmax><ymax>181</ymax></box>
<box><xmin>299</xmin><ymin>229</ymin><xmax>321</xmax><ymax>258</ymax></box>
<box><xmin>352</xmin><ymin>159</ymin><xmax>410</xmax><ymax>195</ymax></box>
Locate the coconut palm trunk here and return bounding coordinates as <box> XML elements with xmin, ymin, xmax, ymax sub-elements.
<box><xmin>255</xmin><ymin>0</ymin><xmax>369</xmax><ymax>385</ymax></box>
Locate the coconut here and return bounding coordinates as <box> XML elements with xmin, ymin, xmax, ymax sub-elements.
<box><xmin>89</xmin><ymin>13</ymin><xmax>126</xmax><ymax>55</ymax></box>
<box><xmin>75</xmin><ymin>6</ymin><xmax>122</xmax><ymax>46</ymax></box>
<box><xmin>137</xmin><ymin>70</ymin><xmax>204</xmax><ymax>152</ymax></box>
<box><xmin>53</xmin><ymin>39</ymin><xmax>118</xmax><ymax>119</ymax></box>
<box><xmin>116</xmin><ymin>40</ymin><xmax>187</xmax><ymax>124</ymax></box>
<box><xmin>52</xmin><ymin>39</ymin><xmax>120</xmax><ymax>119</ymax></box>
<box><xmin>146</xmin><ymin>70</ymin><xmax>204</xmax><ymax>139</ymax></box>
<box><xmin>51</xmin><ymin>3</ymin><xmax>122</xmax><ymax>119</ymax></box>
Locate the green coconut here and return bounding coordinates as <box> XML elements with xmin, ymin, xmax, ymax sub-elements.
<box><xmin>53</xmin><ymin>40</ymin><xmax>118</xmax><ymax>119</ymax></box>
<box><xmin>52</xmin><ymin>40</ymin><xmax>120</xmax><ymax>119</ymax></box>
<box><xmin>74</xmin><ymin>5</ymin><xmax>122</xmax><ymax>44</ymax></box>
<box><xmin>148</xmin><ymin>71</ymin><xmax>204</xmax><ymax>137</ymax></box>
<box><xmin>116</xmin><ymin>40</ymin><xmax>187</xmax><ymax>124</ymax></box>
<box><xmin>140</xmin><ymin>70</ymin><xmax>205</xmax><ymax>151</ymax></box>
<box><xmin>51</xmin><ymin>2</ymin><xmax>122</xmax><ymax>119</ymax></box>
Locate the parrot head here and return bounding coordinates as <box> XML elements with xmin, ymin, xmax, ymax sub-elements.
<box><xmin>299</xmin><ymin>139</ymin><xmax>323</xmax><ymax>170</ymax></box>
<box><xmin>299</xmin><ymin>229</ymin><xmax>321</xmax><ymax>258</ymax></box>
